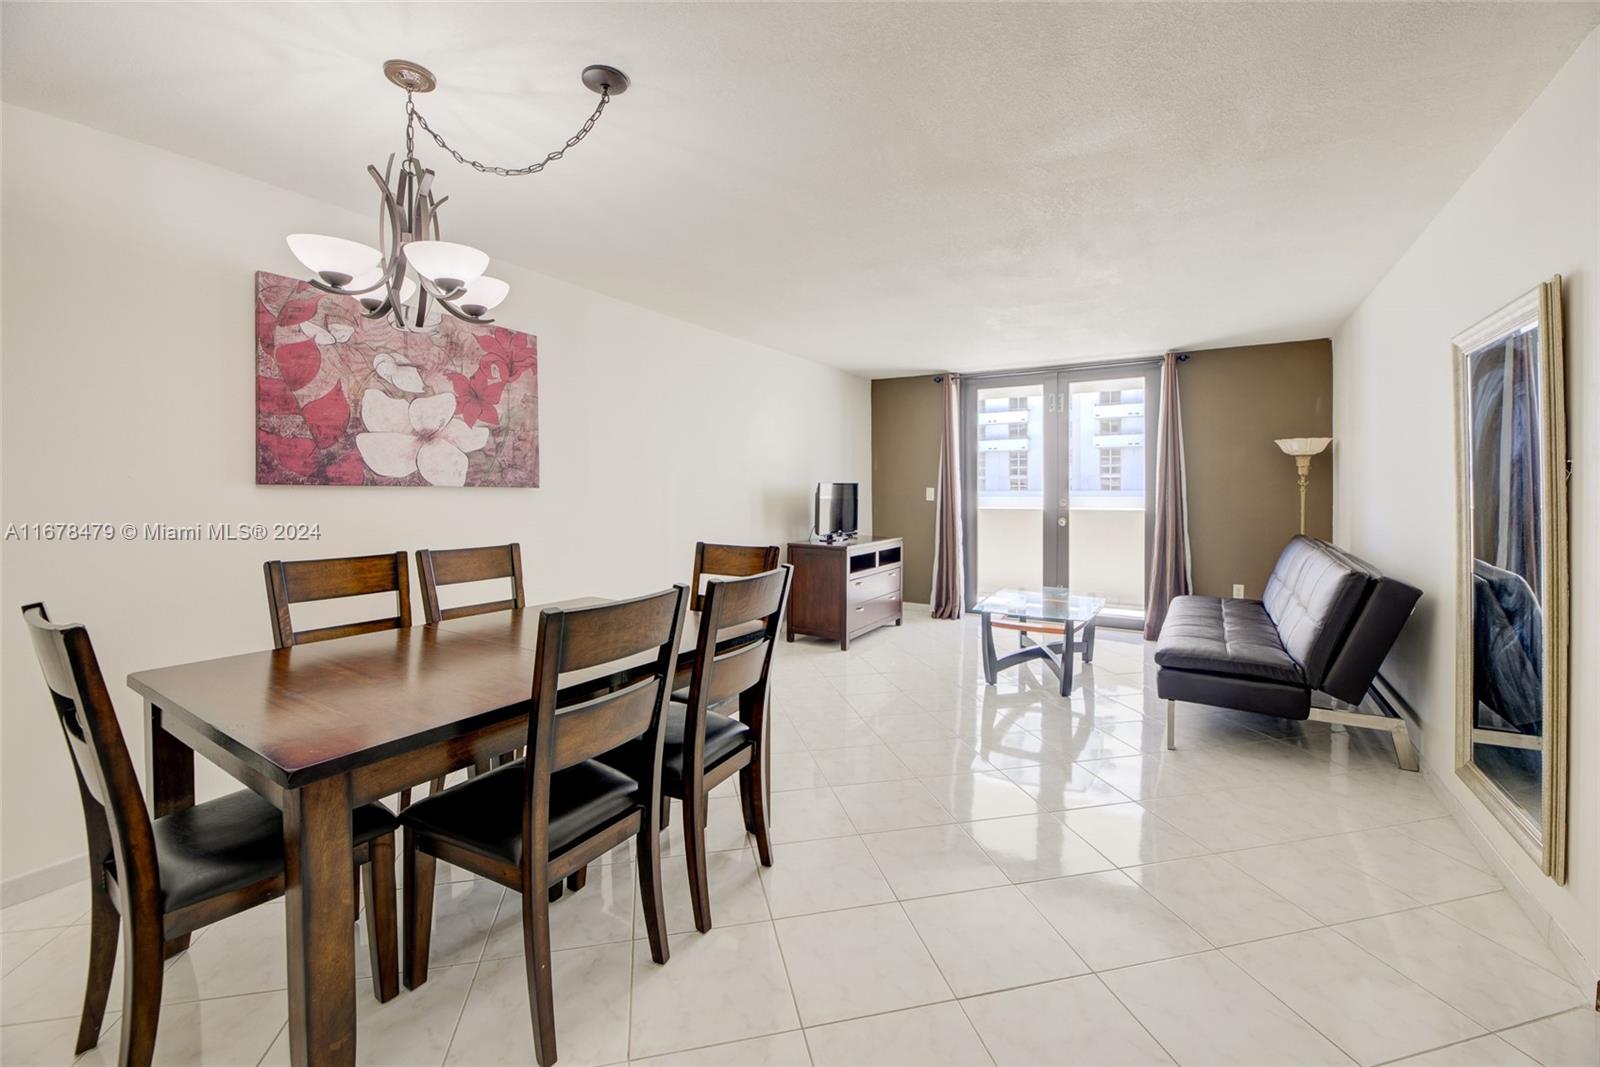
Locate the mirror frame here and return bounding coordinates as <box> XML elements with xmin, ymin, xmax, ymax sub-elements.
<box><xmin>1451</xmin><ymin>276</ymin><xmax>1568</xmax><ymax>883</ymax></box>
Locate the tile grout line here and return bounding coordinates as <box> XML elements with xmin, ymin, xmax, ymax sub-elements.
<box><xmin>1089</xmin><ymin>968</ymin><xmax>1188</xmax><ymax>1066</ymax></box>
<box><xmin>438</xmin><ymin>957</ymin><xmax>486</xmax><ymax>1065</ymax></box>
<box><xmin>1425</xmin><ymin>897</ymin><xmax>1582</xmax><ymax>984</ymax></box>
<box><xmin>750</xmin><ymin>833</ymin><xmax>818</xmax><ymax>1065</ymax></box>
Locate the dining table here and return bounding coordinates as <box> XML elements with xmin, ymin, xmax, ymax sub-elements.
<box><xmin>125</xmin><ymin>597</ymin><xmax>758</xmax><ymax>1067</ymax></box>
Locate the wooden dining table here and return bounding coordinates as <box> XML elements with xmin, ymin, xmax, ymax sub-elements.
<box><xmin>126</xmin><ymin>598</ymin><xmax>755</xmax><ymax>1067</ymax></box>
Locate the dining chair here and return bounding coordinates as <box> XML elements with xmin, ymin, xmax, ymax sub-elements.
<box><xmin>20</xmin><ymin>603</ymin><xmax>401</xmax><ymax>1067</ymax></box>
<box><xmin>689</xmin><ymin>542</ymin><xmax>781</xmax><ymax>612</ymax></box>
<box><xmin>656</xmin><ymin>542</ymin><xmax>778</xmax><ymax>833</ymax></box>
<box><xmin>415</xmin><ymin>543</ymin><xmax>527</xmax><ymax>771</ymax></box>
<box><xmin>605</xmin><ymin>565</ymin><xmax>791</xmax><ymax>932</ymax></box>
<box><xmin>399</xmin><ymin>585</ymin><xmax>689</xmax><ymax>1066</ymax></box>
<box><xmin>415</xmin><ymin>542</ymin><xmax>526</xmax><ymax>623</ymax></box>
<box><xmin>263</xmin><ymin>551</ymin><xmax>444</xmax><ymax>806</ymax></box>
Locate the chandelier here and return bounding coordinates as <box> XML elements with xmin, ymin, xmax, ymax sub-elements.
<box><xmin>286</xmin><ymin>58</ymin><xmax>629</xmax><ymax>329</ymax></box>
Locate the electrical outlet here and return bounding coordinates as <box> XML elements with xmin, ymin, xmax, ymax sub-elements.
<box><xmin>925</xmin><ymin>487</ymin><xmax>936</xmax><ymax>502</ymax></box>
<box><xmin>1232</xmin><ymin>583</ymin><xmax>1245</xmax><ymax>598</ymax></box>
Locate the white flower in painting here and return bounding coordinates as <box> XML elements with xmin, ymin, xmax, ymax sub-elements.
<box><xmin>373</xmin><ymin>352</ymin><xmax>426</xmax><ymax>393</ymax></box>
<box><xmin>355</xmin><ymin>389</ymin><xmax>488</xmax><ymax>487</ymax></box>
<box><xmin>300</xmin><ymin>320</ymin><xmax>356</xmax><ymax>345</ymax></box>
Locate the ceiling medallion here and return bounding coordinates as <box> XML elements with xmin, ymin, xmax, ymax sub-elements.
<box><xmin>286</xmin><ymin>58</ymin><xmax>630</xmax><ymax>330</ymax></box>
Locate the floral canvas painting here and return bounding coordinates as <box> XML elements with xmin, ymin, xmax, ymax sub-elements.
<box><xmin>255</xmin><ymin>271</ymin><xmax>539</xmax><ymax>487</ymax></box>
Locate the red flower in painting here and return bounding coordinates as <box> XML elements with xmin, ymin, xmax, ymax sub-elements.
<box><xmin>301</xmin><ymin>384</ymin><xmax>351</xmax><ymax>449</ymax></box>
<box><xmin>322</xmin><ymin>451</ymin><xmax>366</xmax><ymax>485</ymax></box>
<box><xmin>273</xmin><ymin>339</ymin><xmax>322</xmax><ymax>392</ymax></box>
<box><xmin>257</xmin><ymin>431</ymin><xmax>320</xmax><ymax>478</ymax></box>
<box><xmin>256</xmin><ymin>429</ymin><xmax>366</xmax><ymax>485</ymax></box>
<box><xmin>257</xmin><ymin>375</ymin><xmax>300</xmax><ymax>415</ymax></box>
<box><xmin>473</xmin><ymin>328</ymin><xmax>536</xmax><ymax>384</ymax></box>
<box><xmin>447</xmin><ymin>368</ymin><xmax>506</xmax><ymax>428</ymax></box>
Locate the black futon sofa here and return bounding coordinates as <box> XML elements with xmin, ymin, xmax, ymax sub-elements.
<box><xmin>1154</xmin><ymin>536</ymin><xmax>1422</xmax><ymax>768</ymax></box>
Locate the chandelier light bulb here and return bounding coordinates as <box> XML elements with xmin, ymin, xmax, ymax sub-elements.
<box><xmin>403</xmin><ymin>241</ymin><xmax>489</xmax><ymax>294</ymax></box>
<box><xmin>285</xmin><ymin>234</ymin><xmax>382</xmax><ymax>289</ymax></box>
<box><xmin>456</xmin><ymin>276</ymin><xmax>510</xmax><ymax>319</ymax></box>
<box><xmin>355</xmin><ymin>276</ymin><xmax>418</xmax><ymax>312</ymax></box>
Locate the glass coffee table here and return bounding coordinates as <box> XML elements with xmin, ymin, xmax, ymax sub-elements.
<box><xmin>973</xmin><ymin>587</ymin><xmax>1107</xmax><ymax>696</ymax></box>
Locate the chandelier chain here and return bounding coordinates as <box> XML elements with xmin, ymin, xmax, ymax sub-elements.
<box><xmin>404</xmin><ymin>92</ymin><xmax>611</xmax><ymax>177</ymax></box>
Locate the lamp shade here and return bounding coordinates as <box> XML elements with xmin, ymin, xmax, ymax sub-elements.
<box><xmin>1275</xmin><ymin>437</ymin><xmax>1332</xmax><ymax>457</ymax></box>
<box><xmin>403</xmin><ymin>241</ymin><xmax>489</xmax><ymax>291</ymax></box>
<box><xmin>345</xmin><ymin>266</ymin><xmax>386</xmax><ymax>293</ymax></box>
<box><xmin>286</xmin><ymin>234</ymin><xmax>382</xmax><ymax>288</ymax></box>
<box><xmin>456</xmin><ymin>276</ymin><xmax>510</xmax><ymax>318</ymax></box>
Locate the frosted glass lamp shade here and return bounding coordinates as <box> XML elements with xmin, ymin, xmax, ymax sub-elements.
<box><xmin>403</xmin><ymin>241</ymin><xmax>489</xmax><ymax>292</ymax></box>
<box><xmin>286</xmin><ymin>234</ymin><xmax>382</xmax><ymax>288</ymax></box>
<box><xmin>456</xmin><ymin>276</ymin><xmax>510</xmax><ymax>318</ymax></box>
<box><xmin>1275</xmin><ymin>437</ymin><xmax>1332</xmax><ymax>457</ymax></box>
<box><xmin>345</xmin><ymin>267</ymin><xmax>386</xmax><ymax>293</ymax></box>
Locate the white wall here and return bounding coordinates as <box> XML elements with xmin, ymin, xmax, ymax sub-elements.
<box><xmin>1333</xmin><ymin>30</ymin><xmax>1599</xmax><ymax>979</ymax></box>
<box><xmin>0</xmin><ymin>104</ymin><xmax>871</xmax><ymax>884</ymax></box>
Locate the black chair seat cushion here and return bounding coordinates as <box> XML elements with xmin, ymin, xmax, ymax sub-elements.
<box><xmin>139</xmin><ymin>790</ymin><xmax>397</xmax><ymax>913</ymax></box>
<box><xmin>1154</xmin><ymin>596</ymin><xmax>1306</xmax><ymax>686</ymax></box>
<box><xmin>603</xmin><ymin>704</ymin><xmax>750</xmax><ymax>793</ymax></box>
<box><xmin>399</xmin><ymin>759</ymin><xmax>639</xmax><ymax>867</ymax></box>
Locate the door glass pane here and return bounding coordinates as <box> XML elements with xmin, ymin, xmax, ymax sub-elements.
<box><xmin>974</xmin><ymin>382</ymin><xmax>1044</xmax><ymax>595</ymax></box>
<box><xmin>1065</xmin><ymin>376</ymin><xmax>1147</xmax><ymax>614</ymax></box>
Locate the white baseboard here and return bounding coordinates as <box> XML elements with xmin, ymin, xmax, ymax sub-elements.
<box><xmin>1422</xmin><ymin>766</ymin><xmax>1596</xmax><ymax>992</ymax></box>
<box><xmin>0</xmin><ymin>853</ymin><xmax>86</xmax><ymax>909</ymax></box>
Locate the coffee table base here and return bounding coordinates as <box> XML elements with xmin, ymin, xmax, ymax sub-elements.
<box><xmin>980</xmin><ymin>614</ymin><xmax>1097</xmax><ymax>696</ymax></box>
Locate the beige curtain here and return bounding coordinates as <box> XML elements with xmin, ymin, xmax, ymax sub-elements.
<box><xmin>1143</xmin><ymin>353</ymin><xmax>1191</xmax><ymax>639</ymax></box>
<box><xmin>931</xmin><ymin>373</ymin><xmax>964</xmax><ymax>619</ymax></box>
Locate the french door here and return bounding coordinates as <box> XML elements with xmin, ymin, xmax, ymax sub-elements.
<box><xmin>961</xmin><ymin>363</ymin><xmax>1160</xmax><ymax>627</ymax></box>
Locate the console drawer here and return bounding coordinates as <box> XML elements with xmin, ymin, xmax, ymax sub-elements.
<box><xmin>847</xmin><ymin>566</ymin><xmax>901</xmax><ymax>604</ymax></box>
<box><xmin>848</xmin><ymin>590</ymin><xmax>901</xmax><ymax>633</ymax></box>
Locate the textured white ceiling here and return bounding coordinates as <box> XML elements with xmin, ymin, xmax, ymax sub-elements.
<box><xmin>4</xmin><ymin>2</ymin><xmax>1597</xmax><ymax>376</ymax></box>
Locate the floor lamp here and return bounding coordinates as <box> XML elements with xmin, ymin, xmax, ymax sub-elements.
<box><xmin>1275</xmin><ymin>437</ymin><xmax>1332</xmax><ymax>534</ymax></box>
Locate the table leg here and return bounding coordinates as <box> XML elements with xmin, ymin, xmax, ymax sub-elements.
<box><xmin>146</xmin><ymin>701</ymin><xmax>195</xmax><ymax>818</ymax></box>
<box><xmin>1079</xmin><ymin>618</ymin><xmax>1097</xmax><ymax>663</ymax></box>
<box><xmin>284</xmin><ymin>776</ymin><xmax>357</xmax><ymax>1067</ymax></box>
<box><xmin>146</xmin><ymin>702</ymin><xmax>195</xmax><ymax>957</ymax></box>
<box><xmin>980</xmin><ymin>613</ymin><xmax>998</xmax><ymax>685</ymax></box>
<box><xmin>1058</xmin><ymin>638</ymin><xmax>1074</xmax><ymax>698</ymax></box>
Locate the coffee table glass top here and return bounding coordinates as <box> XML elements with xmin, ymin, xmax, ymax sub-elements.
<box><xmin>972</xmin><ymin>587</ymin><xmax>1106</xmax><ymax>623</ymax></box>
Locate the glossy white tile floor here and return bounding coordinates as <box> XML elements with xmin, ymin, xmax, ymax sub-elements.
<box><xmin>3</xmin><ymin>608</ymin><xmax>1594</xmax><ymax>1066</ymax></box>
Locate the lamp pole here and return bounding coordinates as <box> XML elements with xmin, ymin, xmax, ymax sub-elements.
<box><xmin>1294</xmin><ymin>455</ymin><xmax>1312</xmax><ymax>534</ymax></box>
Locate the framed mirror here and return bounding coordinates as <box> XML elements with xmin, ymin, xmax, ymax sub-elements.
<box><xmin>1452</xmin><ymin>276</ymin><xmax>1568</xmax><ymax>882</ymax></box>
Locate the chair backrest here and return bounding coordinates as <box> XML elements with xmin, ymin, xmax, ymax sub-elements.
<box><xmin>680</xmin><ymin>566</ymin><xmax>792</xmax><ymax>778</ymax></box>
<box><xmin>690</xmin><ymin>542</ymin><xmax>781</xmax><ymax>612</ymax></box>
<box><xmin>521</xmin><ymin>585</ymin><xmax>690</xmax><ymax>879</ymax></box>
<box><xmin>20</xmin><ymin>604</ymin><xmax>159</xmax><ymax>920</ymax></box>
<box><xmin>416</xmin><ymin>543</ymin><xmax>526</xmax><ymax>623</ymax></box>
<box><xmin>263</xmin><ymin>551</ymin><xmax>412</xmax><ymax>648</ymax></box>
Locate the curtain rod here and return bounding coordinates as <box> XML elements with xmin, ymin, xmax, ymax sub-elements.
<box><xmin>947</xmin><ymin>352</ymin><xmax>1183</xmax><ymax>383</ymax></box>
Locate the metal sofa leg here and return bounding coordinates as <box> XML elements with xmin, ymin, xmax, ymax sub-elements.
<box><xmin>1306</xmin><ymin>705</ymin><xmax>1420</xmax><ymax>772</ymax></box>
<box><xmin>1165</xmin><ymin>699</ymin><xmax>1176</xmax><ymax>751</ymax></box>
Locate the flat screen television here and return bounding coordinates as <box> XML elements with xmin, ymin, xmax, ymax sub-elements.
<box><xmin>814</xmin><ymin>482</ymin><xmax>860</xmax><ymax>542</ymax></box>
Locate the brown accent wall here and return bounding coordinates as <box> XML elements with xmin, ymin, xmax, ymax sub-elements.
<box><xmin>871</xmin><ymin>375</ymin><xmax>944</xmax><ymax>601</ymax></box>
<box><xmin>1178</xmin><ymin>339</ymin><xmax>1334</xmax><ymax>598</ymax></box>
<box><xmin>868</xmin><ymin>339</ymin><xmax>1333</xmax><ymax>608</ymax></box>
